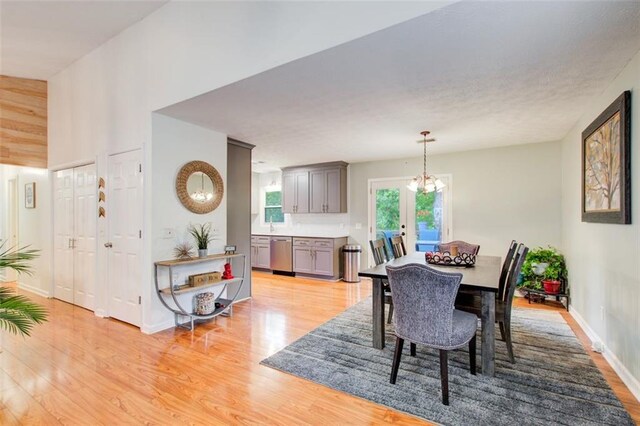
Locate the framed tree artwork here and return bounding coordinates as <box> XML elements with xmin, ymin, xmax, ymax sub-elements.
<box><xmin>582</xmin><ymin>91</ymin><xmax>631</xmax><ymax>224</ymax></box>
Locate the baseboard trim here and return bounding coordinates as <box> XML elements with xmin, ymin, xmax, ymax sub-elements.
<box><xmin>17</xmin><ymin>282</ymin><xmax>50</xmax><ymax>298</ymax></box>
<box><xmin>141</xmin><ymin>319</ymin><xmax>175</xmax><ymax>335</ymax></box>
<box><xmin>94</xmin><ymin>309</ymin><xmax>108</xmax><ymax>318</ymax></box>
<box><xmin>570</xmin><ymin>307</ymin><xmax>640</xmax><ymax>402</ymax></box>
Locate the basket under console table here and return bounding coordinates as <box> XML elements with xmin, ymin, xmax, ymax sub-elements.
<box><xmin>154</xmin><ymin>253</ymin><xmax>246</xmax><ymax>330</ymax></box>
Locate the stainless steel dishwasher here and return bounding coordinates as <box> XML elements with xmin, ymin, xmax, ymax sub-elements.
<box><xmin>270</xmin><ymin>236</ymin><xmax>293</xmax><ymax>274</ymax></box>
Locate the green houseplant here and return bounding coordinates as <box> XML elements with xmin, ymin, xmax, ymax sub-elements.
<box><xmin>519</xmin><ymin>246</ymin><xmax>568</xmax><ymax>294</ymax></box>
<box><xmin>189</xmin><ymin>223</ymin><xmax>214</xmax><ymax>257</ymax></box>
<box><xmin>0</xmin><ymin>243</ymin><xmax>47</xmax><ymax>337</ymax></box>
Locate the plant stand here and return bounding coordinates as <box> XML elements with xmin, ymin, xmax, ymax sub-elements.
<box><xmin>522</xmin><ymin>288</ymin><xmax>570</xmax><ymax>311</ymax></box>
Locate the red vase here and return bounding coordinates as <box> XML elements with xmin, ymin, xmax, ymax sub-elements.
<box><xmin>542</xmin><ymin>280</ymin><xmax>561</xmax><ymax>294</ymax></box>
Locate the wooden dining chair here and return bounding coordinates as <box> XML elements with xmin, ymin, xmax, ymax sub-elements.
<box><xmin>458</xmin><ymin>239</ymin><xmax>517</xmax><ymax>300</ymax></box>
<box><xmin>455</xmin><ymin>243</ymin><xmax>528</xmax><ymax>363</ymax></box>
<box><xmin>436</xmin><ymin>240</ymin><xmax>480</xmax><ymax>255</ymax></box>
<box><xmin>388</xmin><ymin>235</ymin><xmax>407</xmax><ymax>259</ymax></box>
<box><xmin>369</xmin><ymin>238</ymin><xmax>394</xmax><ymax>324</ymax></box>
<box><xmin>386</xmin><ymin>263</ymin><xmax>477</xmax><ymax>405</ymax></box>
<box><xmin>497</xmin><ymin>240</ymin><xmax>518</xmax><ymax>301</ymax></box>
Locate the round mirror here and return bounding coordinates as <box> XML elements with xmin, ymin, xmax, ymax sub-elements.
<box><xmin>176</xmin><ymin>161</ymin><xmax>224</xmax><ymax>214</ymax></box>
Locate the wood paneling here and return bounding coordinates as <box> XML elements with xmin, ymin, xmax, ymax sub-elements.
<box><xmin>0</xmin><ymin>278</ymin><xmax>638</xmax><ymax>424</ymax></box>
<box><xmin>0</xmin><ymin>75</ymin><xmax>47</xmax><ymax>168</ymax></box>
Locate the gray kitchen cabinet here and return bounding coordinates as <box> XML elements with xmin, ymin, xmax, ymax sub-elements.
<box><xmin>251</xmin><ymin>235</ymin><xmax>270</xmax><ymax>269</ymax></box>
<box><xmin>309</xmin><ymin>167</ymin><xmax>346</xmax><ymax>213</ymax></box>
<box><xmin>292</xmin><ymin>245</ymin><xmax>314</xmax><ymax>273</ymax></box>
<box><xmin>292</xmin><ymin>237</ymin><xmax>347</xmax><ymax>279</ymax></box>
<box><xmin>282</xmin><ymin>162</ymin><xmax>347</xmax><ymax>214</ymax></box>
<box><xmin>282</xmin><ymin>170</ymin><xmax>309</xmax><ymax>213</ymax></box>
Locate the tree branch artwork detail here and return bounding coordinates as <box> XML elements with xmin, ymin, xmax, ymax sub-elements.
<box><xmin>584</xmin><ymin>111</ymin><xmax>621</xmax><ymax>212</ymax></box>
<box><xmin>581</xmin><ymin>91</ymin><xmax>630</xmax><ymax>224</ymax></box>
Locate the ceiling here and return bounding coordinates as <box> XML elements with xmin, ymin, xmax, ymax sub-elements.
<box><xmin>160</xmin><ymin>1</ymin><xmax>640</xmax><ymax>172</ymax></box>
<box><xmin>0</xmin><ymin>0</ymin><xmax>167</xmax><ymax>80</ymax></box>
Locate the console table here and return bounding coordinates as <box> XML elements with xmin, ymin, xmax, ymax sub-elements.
<box><xmin>154</xmin><ymin>253</ymin><xmax>246</xmax><ymax>330</ymax></box>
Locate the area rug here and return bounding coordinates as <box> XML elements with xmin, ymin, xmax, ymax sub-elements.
<box><xmin>260</xmin><ymin>298</ymin><xmax>634</xmax><ymax>425</ymax></box>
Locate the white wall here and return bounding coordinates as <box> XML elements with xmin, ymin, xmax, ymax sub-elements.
<box><xmin>0</xmin><ymin>165</ymin><xmax>51</xmax><ymax>296</ymax></box>
<box><xmin>149</xmin><ymin>114</ymin><xmax>228</xmax><ymax>332</ymax></box>
<box><xmin>349</xmin><ymin>141</ymin><xmax>562</xmax><ymax>262</ymax></box>
<box><xmin>560</xmin><ymin>49</ymin><xmax>640</xmax><ymax>397</ymax></box>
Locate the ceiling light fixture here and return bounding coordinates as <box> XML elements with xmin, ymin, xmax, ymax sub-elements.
<box><xmin>407</xmin><ymin>130</ymin><xmax>445</xmax><ymax>194</ymax></box>
<box><xmin>190</xmin><ymin>172</ymin><xmax>214</xmax><ymax>202</ymax></box>
<box><xmin>264</xmin><ymin>179</ymin><xmax>281</xmax><ymax>192</ymax></box>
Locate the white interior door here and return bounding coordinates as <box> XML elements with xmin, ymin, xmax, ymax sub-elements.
<box><xmin>108</xmin><ymin>150</ymin><xmax>142</xmax><ymax>327</ymax></box>
<box><xmin>3</xmin><ymin>179</ymin><xmax>19</xmax><ymax>282</ymax></box>
<box><xmin>73</xmin><ymin>164</ymin><xmax>97</xmax><ymax>310</ymax></box>
<box><xmin>53</xmin><ymin>169</ymin><xmax>74</xmax><ymax>303</ymax></box>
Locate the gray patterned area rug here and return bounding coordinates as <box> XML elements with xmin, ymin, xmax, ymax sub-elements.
<box><xmin>260</xmin><ymin>298</ymin><xmax>633</xmax><ymax>425</ymax></box>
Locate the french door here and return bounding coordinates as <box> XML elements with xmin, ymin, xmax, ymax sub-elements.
<box><xmin>53</xmin><ymin>164</ymin><xmax>97</xmax><ymax>310</ymax></box>
<box><xmin>369</xmin><ymin>176</ymin><xmax>451</xmax><ymax>265</ymax></box>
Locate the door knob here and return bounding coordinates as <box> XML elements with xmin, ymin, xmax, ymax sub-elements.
<box><xmin>104</xmin><ymin>242</ymin><xmax>113</xmax><ymax>248</ymax></box>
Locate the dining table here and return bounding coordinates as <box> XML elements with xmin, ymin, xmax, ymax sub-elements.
<box><xmin>358</xmin><ymin>252</ymin><xmax>502</xmax><ymax>377</ymax></box>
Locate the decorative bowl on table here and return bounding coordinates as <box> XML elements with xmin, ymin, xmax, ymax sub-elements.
<box><xmin>425</xmin><ymin>251</ymin><xmax>476</xmax><ymax>267</ymax></box>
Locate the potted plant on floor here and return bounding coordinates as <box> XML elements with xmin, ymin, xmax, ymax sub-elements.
<box><xmin>189</xmin><ymin>223</ymin><xmax>214</xmax><ymax>258</ymax></box>
<box><xmin>0</xmin><ymin>243</ymin><xmax>47</xmax><ymax>337</ymax></box>
<box><xmin>519</xmin><ymin>246</ymin><xmax>568</xmax><ymax>296</ymax></box>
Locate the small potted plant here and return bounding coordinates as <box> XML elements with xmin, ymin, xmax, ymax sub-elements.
<box><xmin>189</xmin><ymin>223</ymin><xmax>214</xmax><ymax>258</ymax></box>
<box><xmin>519</xmin><ymin>246</ymin><xmax>568</xmax><ymax>295</ymax></box>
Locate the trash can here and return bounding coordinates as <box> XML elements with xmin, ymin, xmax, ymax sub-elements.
<box><xmin>343</xmin><ymin>244</ymin><xmax>362</xmax><ymax>283</ymax></box>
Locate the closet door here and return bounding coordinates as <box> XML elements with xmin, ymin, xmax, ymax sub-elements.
<box><xmin>73</xmin><ymin>164</ymin><xmax>97</xmax><ymax>310</ymax></box>
<box><xmin>53</xmin><ymin>169</ymin><xmax>74</xmax><ymax>304</ymax></box>
<box><xmin>108</xmin><ymin>150</ymin><xmax>142</xmax><ymax>327</ymax></box>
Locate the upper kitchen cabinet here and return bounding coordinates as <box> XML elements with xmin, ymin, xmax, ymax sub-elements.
<box><xmin>282</xmin><ymin>162</ymin><xmax>348</xmax><ymax>214</ymax></box>
<box><xmin>282</xmin><ymin>170</ymin><xmax>309</xmax><ymax>213</ymax></box>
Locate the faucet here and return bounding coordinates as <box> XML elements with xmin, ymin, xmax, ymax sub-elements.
<box><xmin>269</xmin><ymin>217</ymin><xmax>275</xmax><ymax>233</ymax></box>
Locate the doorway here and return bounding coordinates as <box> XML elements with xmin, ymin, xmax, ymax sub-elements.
<box><xmin>368</xmin><ymin>176</ymin><xmax>451</xmax><ymax>264</ymax></box>
<box><xmin>2</xmin><ymin>178</ymin><xmax>19</xmax><ymax>282</ymax></box>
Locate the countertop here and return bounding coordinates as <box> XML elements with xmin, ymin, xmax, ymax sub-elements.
<box><xmin>252</xmin><ymin>232</ymin><xmax>349</xmax><ymax>239</ymax></box>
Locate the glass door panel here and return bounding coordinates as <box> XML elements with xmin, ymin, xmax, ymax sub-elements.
<box><xmin>413</xmin><ymin>190</ymin><xmax>442</xmax><ymax>252</ymax></box>
<box><xmin>370</xmin><ymin>176</ymin><xmax>451</xmax><ymax>261</ymax></box>
<box><xmin>370</xmin><ymin>180</ymin><xmax>407</xmax><ymax>263</ymax></box>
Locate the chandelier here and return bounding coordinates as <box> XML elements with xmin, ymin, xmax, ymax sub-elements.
<box><xmin>191</xmin><ymin>172</ymin><xmax>214</xmax><ymax>202</ymax></box>
<box><xmin>407</xmin><ymin>130</ymin><xmax>445</xmax><ymax>193</ymax></box>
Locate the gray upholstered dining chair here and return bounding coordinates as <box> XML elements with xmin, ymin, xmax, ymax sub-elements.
<box><xmin>386</xmin><ymin>263</ymin><xmax>477</xmax><ymax>405</ymax></box>
<box><xmin>369</xmin><ymin>238</ymin><xmax>394</xmax><ymax>324</ymax></box>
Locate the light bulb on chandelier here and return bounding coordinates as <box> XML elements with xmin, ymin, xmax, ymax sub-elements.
<box><xmin>191</xmin><ymin>172</ymin><xmax>214</xmax><ymax>202</ymax></box>
<box><xmin>407</xmin><ymin>130</ymin><xmax>445</xmax><ymax>194</ymax></box>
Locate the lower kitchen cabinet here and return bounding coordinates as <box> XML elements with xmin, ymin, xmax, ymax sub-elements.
<box><xmin>292</xmin><ymin>237</ymin><xmax>347</xmax><ymax>280</ymax></box>
<box><xmin>251</xmin><ymin>236</ymin><xmax>270</xmax><ymax>269</ymax></box>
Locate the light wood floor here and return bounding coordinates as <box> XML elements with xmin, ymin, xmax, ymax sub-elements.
<box><xmin>1</xmin><ymin>274</ymin><xmax>638</xmax><ymax>425</ymax></box>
